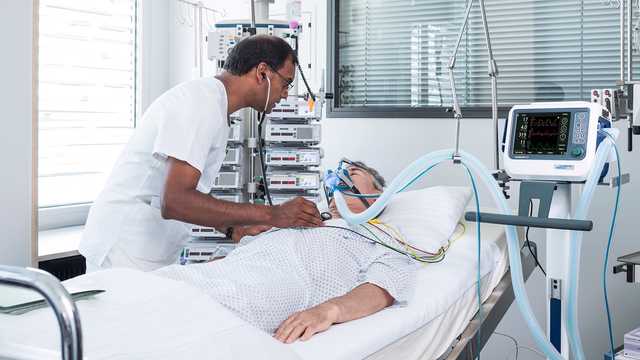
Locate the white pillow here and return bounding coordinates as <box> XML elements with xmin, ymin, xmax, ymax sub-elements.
<box><xmin>377</xmin><ymin>186</ymin><xmax>472</xmax><ymax>252</ymax></box>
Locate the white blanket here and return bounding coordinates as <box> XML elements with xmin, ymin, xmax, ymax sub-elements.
<box><xmin>0</xmin><ymin>269</ymin><xmax>300</xmax><ymax>360</ymax></box>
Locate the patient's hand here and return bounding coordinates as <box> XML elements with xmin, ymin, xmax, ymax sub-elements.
<box><xmin>274</xmin><ymin>302</ymin><xmax>341</xmax><ymax>343</ymax></box>
<box><xmin>274</xmin><ymin>284</ymin><xmax>394</xmax><ymax>343</ymax></box>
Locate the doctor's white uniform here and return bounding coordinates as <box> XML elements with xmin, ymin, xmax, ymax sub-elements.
<box><xmin>79</xmin><ymin>77</ymin><xmax>229</xmax><ymax>272</ymax></box>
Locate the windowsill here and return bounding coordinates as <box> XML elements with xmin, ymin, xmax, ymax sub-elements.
<box><xmin>38</xmin><ymin>226</ymin><xmax>83</xmax><ymax>262</ymax></box>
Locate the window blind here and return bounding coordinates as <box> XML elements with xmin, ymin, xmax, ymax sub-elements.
<box><xmin>38</xmin><ymin>0</ymin><xmax>137</xmax><ymax>208</ymax></box>
<box><xmin>336</xmin><ymin>0</ymin><xmax>639</xmax><ymax>109</ymax></box>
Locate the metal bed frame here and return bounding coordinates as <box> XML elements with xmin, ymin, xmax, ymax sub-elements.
<box><xmin>0</xmin><ymin>265</ymin><xmax>82</xmax><ymax>360</ymax></box>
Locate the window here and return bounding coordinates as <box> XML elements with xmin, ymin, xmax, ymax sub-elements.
<box><xmin>38</xmin><ymin>0</ymin><xmax>138</xmax><ymax>229</ymax></box>
<box><xmin>327</xmin><ymin>0</ymin><xmax>639</xmax><ymax>118</ymax></box>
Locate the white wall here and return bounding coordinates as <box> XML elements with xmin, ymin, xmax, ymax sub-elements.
<box><xmin>139</xmin><ymin>0</ymin><xmax>171</xmax><ymax>113</ymax></box>
<box><xmin>164</xmin><ymin>0</ymin><xmax>640</xmax><ymax>357</ymax></box>
<box><xmin>0</xmin><ymin>1</ymin><xmax>35</xmax><ymax>267</ymax></box>
<box><xmin>168</xmin><ymin>0</ymin><xmax>202</xmax><ymax>86</ymax></box>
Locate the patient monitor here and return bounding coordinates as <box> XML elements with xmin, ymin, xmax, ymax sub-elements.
<box><xmin>504</xmin><ymin>101</ymin><xmax>611</xmax><ymax>182</ymax></box>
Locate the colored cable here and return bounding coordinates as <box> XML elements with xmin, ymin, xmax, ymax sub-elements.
<box><xmin>600</xmin><ymin>130</ymin><xmax>621</xmax><ymax>359</ymax></box>
<box><xmin>523</xmin><ymin>199</ymin><xmax>546</xmax><ymax>276</ymax></box>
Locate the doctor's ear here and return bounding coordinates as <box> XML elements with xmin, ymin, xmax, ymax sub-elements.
<box><xmin>256</xmin><ymin>63</ymin><xmax>269</xmax><ymax>81</ymax></box>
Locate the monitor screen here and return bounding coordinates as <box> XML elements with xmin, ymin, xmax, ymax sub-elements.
<box><xmin>512</xmin><ymin>112</ymin><xmax>570</xmax><ymax>155</ymax></box>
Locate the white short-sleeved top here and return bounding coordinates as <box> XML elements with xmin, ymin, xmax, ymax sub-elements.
<box><xmin>79</xmin><ymin>77</ymin><xmax>229</xmax><ymax>271</ymax></box>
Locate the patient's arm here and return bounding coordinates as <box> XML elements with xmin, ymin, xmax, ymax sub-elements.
<box><xmin>273</xmin><ymin>283</ymin><xmax>394</xmax><ymax>343</ymax></box>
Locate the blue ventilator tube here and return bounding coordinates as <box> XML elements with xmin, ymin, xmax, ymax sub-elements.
<box><xmin>333</xmin><ymin>149</ymin><xmax>453</xmax><ymax>225</ymax></box>
<box><xmin>334</xmin><ymin>149</ymin><xmax>566</xmax><ymax>359</ymax></box>
<box><xmin>566</xmin><ymin>128</ymin><xmax>619</xmax><ymax>360</ymax></box>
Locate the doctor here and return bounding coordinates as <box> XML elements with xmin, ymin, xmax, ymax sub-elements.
<box><xmin>80</xmin><ymin>35</ymin><xmax>323</xmax><ymax>272</ymax></box>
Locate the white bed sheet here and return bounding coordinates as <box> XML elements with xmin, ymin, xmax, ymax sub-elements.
<box><xmin>288</xmin><ymin>220</ymin><xmax>509</xmax><ymax>360</ymax></box>
<box><xmin>0</xmin><ymin>268</ymin><xmax>301</xmax><ymax>360</ymax></box>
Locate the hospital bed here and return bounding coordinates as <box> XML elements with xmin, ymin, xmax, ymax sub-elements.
<box><xmin>0</xmin><ymin>220</ymin><xmax>534</xmax><ymax>360</ymax></box>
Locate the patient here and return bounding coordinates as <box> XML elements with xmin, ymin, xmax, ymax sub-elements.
<box><xmin>154</xmin><ymin>161</ymin><xmax>418</xmax><ymax>343</ymax></box>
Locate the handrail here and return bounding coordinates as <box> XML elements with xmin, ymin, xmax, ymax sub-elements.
<box><xmin>465</xmin><ymin>211</ymin><xmax>593</xmax><ymax>232</ymax></box>
<box><xmin>0</xmin><ymin>266</ymin><xmax>82</xmax><ymax>360</ymax></box>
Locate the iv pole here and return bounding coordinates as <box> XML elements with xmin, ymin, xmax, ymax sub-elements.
<box><xmin>175</xmin><ymin>0</ymin><xmax>224</xmax><ymax>78</ymax></box>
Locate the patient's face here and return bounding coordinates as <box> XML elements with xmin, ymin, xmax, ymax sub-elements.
<box><xmin>328</xmin><ymin>166</ymin><xmax>381</xmax><ymax>218</ymax></box>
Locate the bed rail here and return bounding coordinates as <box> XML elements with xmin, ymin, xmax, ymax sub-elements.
<box><xmin>0</xmin><ymin>265</ymin><xmax>83</xmax><ymax>360</ymax></box>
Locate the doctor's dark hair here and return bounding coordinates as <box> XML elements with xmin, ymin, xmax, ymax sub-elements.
<box><xmin>350</xmin><ymin>161</ymin><xmax>386</xmax><ymax>191</ymax></box>
<box><xmin>223</xmin><ymin>35</ymin><xmax>297</xmax><ymax>76</ymax></box>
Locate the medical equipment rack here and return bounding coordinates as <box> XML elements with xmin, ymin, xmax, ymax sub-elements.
<box><xmin>183</xmin><ymin>112</ymin><xmax>247</xmax><ymax>262</ymax></box>
<box><xmin>182</xmin><ymin>13</ymin><xmax>323</xmax><ymax>257</ymax></box>
<box><xmin>263</xmin><ymin>100</ymin><xmax>323</xmax><ymax>206</ymax></box>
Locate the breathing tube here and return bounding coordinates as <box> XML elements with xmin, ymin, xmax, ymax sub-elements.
<box><xmin>334</xmin><ymin>149</ymin><xmax>565</xmax><ymax>359</ymax></box>
<box><xmin>566</xmin><ymin>128</ymin><xmax>620</xmax><ymax>360</ymax></box>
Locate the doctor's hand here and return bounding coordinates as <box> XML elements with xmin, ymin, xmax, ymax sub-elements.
<box><xmin>269</xmin><ymin>197</ymin><xmax>323</xmax><ymax>228</ymax></box>
<box><xmin>274</xmin><ymin>301</ymin><xmax>341</xmax><ymax>343</ymax></box>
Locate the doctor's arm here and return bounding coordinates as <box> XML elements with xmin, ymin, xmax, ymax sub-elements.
<box><xmin>160</xmin><ymin>157</ymin><xmax>323</xmax><ymax>229</ymax></box>
<box><xmin>273</xmin><ymin>283</ymin><xmax>394</xmax><ymax>343</ymax></box>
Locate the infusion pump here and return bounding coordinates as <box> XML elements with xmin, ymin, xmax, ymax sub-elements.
<box><xmin>503</xmin><ymin>101</ymin><xmax>611</xmax><ymax>182</ymax></box>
